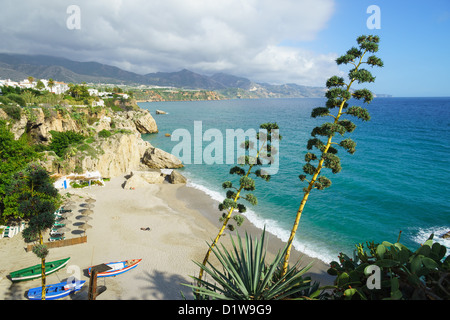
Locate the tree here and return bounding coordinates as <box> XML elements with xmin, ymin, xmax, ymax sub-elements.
<box><xmin>0</xmin><ymin>121</ymin><xmax>38</xmax><ymax>219</ymax></box>
<box><xmin>48</xmin><ymin>78</ymin><xmax>55</xmax><ymax>94</ymax></box>
<box><xmin>197</xmin><ymin>122</ymin><xmax>280</xmax><ymax>286</ymax></box>
<box><xmin>3</xmin><ymin>163</ymin><xmax>61</xmax><ymax>300</ymax></box>
<box><xmin>67</xmin><ymin>84</ymin><xmax>89</xmax><ymax>100</ymax></box>
<box><xmin>22</xmin><ymin>90</ymin><xmax>36</xmax><ymax>106</ymax></box>
<box><xmin>281</xmin><ymin>35</ymin><xmax>384</xmax><ymax>276</ymax></box>
<box><xmin>35</xmin><ymin>80</ymin><xmax>45</xmax><ymax>91</ymax></box>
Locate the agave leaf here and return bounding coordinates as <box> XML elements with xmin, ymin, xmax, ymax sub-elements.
<box><xmin>186</xmin><ymin>229</ymin><xmax>315</xmax><ymax>300</ymax></box>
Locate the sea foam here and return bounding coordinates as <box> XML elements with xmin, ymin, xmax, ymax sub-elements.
<box><xmin>186</xmin><ymin>175</ymin><xmax>335</xmax><ymax>264</ymax></box>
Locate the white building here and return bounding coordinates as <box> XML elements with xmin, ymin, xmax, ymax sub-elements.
<box><xmin>92</xmin><ymin>99</ymin><xmax>105</xmax><ymax>107</ymax></box>
<box><xmin>36</xmin><ymin>79</ymin><xmax>69</xmax><ymax>94</ymax></box>
<box><xmin>115</xmin><ymin>93</ymin><xmax>129</xmax><ymax>99</ymax></box>
<box><xmin>19</xmin><ymin>79</ymin><xmax>35</xmax><ymax>89</ymax></box>
<box><xmin>88</xmin><ymin>88</ymin><xmax>99</xmax><ymax>96</ymax></box>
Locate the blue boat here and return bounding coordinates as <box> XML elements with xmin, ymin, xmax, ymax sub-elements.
<box><xmin>27</xmin><ymin>280</ymin><xmax>86</xmax><ymax>300</ymax></box>
<box><xmin>88</xmin><ymin>259</ymin><xmax>141</xmax><ymax>278</ymax></box>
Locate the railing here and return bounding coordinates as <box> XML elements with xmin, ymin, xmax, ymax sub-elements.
<box><xmin>26</xmin><ymin>236</ymin><xmax>87</xmax><ymax>252</ymax></box>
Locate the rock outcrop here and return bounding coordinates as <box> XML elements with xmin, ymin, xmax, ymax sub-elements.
<box><xmin>1</xmin><ymin>106</ymin><xmax>185</xmax><ymax>179</ymax></box>
<box><xmin>141</xmin><ymin>146</ymin><xmax>184</xmax><ymax>169</ymax></box>
<box><xmin>441</xmin><ymin>231</ymin><xmax>450</xmax><ymax>239</ymax></box>
<box><xmin>0</xmin><ymin>106</ymin><xmax>158</xmax><ymax>144</ymax></box>
<box><xmin>122</xmin><ymin>169</ymin><xmax>187</xmax><ymax>189</ymax></box>
<box><xmin>47</xmin><ymin>133</ymin><xmax>150</xmax><ymax>178</ymax></box>
<box><xmin>112</xmin><ymin>110</ymin><xmax>158</xmax><ymax>134</ymax></box>
<box><xmin>123</xmin><ymin>173</ymin><xmax>151</xmax><ymax>189</ymax></box>
<box><xmin>168</xmin><ymin>170</ymin><xmax>187</xmax><ymax>184</ymax></box>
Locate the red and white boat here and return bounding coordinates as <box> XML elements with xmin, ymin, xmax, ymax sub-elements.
<box><xmin>88</xmin><ymin>259</ymin><xmax>142</xmax><ymax>278</ymax></box>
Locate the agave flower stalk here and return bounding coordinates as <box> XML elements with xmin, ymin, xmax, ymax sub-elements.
<box><xmin>198</xmin><ymin>123</ymin><xmax>280</xmax><ymax>285</ymax></box>
<box><xmin>281</xmin><ymin>35</ymin><xmax>384</xmax><ymax>276</ymax></box>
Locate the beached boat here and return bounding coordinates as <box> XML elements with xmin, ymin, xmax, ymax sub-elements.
<box><xmin>27</xmin><ymin>280</ymin><xmax>86</xmax><ymax>300</ymax></box>
<box><xmin>88</xmin><ymin>259</ymin><xmax>141</xmax><ymax>278</ymax></box>
<box><xmin>9</xmin><ymin>257</ymin><xmax>70</xmax><ymax>282</ymax></box>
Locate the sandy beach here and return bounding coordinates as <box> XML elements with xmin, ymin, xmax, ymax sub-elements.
<box><xmin>0</xmin><ymin>174</ymin><xmax>333</xmax><ymax>300</ymax></box>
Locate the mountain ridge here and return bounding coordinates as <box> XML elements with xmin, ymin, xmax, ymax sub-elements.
<box><xmin>0</xmin><ymin>53</ymin><xmax>390</xmax><ymax>98</ymax></box>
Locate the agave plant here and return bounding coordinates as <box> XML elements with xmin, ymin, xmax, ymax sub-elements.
<box><xmin>186</xmin><ymin>229</ymin><xmax>318</xmax><ymax>300</ymax></box>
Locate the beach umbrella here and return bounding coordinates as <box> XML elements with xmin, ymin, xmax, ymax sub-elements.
<box><xmin>81</xmin><ymin>209</ymin><xmax>94</xmax><ymax>215</ymax></box>
<box><xmin>59</xmin><ymin>212</ymin><xmax>73</xmax><ymax>218</ymax></box>
<box><xmin>77</xmin><ymin>215</ymin><xmax>93</xmax><ymax>221</ymax></box>
<box><xmin>86</xmin><ymin>198</ymin><xmax>96</xmax><ymax>203</ymax></box>
<box><xmin>85</xmin><ymin>204</ymin><xmax>95</xmax><ymax>209</ymax></box>
<box><xmin>56</xmin><ymin>218</ymin><xmax>71</xmax><ymax>224</ymax></box>
<box><xmin>63</xmin><ymin>205</ymin><xmax>76</xmax><ymax>212</ymax></box>
<box><xmin>78</xmin><ymin>224</ymin><xmax>92</xmax><ymax>233</ymax></box>
<box><xmin>56</xmin><ymin>226</ymin><xmax>71</xmax><ymax>233</ymax></box>
<box><xmin>79</xmin><ymin>223</ymin><xmax>92</xmax><ymax>229</ymax></box>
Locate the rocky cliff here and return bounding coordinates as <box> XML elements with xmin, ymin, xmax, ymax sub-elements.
<box><xmin>0</xmin><ymin>106</ymin><xmax>184</xmax><ymax>179</ymax></box>
<box><xmin>0</xmin><ymin>106</ymin><xmax>158</xmax><ymax>143</ymax></box>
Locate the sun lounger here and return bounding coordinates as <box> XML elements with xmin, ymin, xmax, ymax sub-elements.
<box><xmin>49</xmin><ymin>236</ymin><xmax>65</xmax><ymax>242</ymax></box>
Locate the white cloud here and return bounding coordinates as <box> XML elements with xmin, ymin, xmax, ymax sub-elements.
<box><xmin>0</xmin><ymin>0</ymin><xmax>338</xmax><ymax>86</ymax></box>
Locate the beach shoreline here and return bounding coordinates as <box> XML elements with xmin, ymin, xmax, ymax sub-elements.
<box><xmin>0</xmin><ymin>175</ymin><xmax>333</xmax><ymax>300</ymax></box>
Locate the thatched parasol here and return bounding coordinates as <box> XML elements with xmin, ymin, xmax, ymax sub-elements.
<box><xmin>81</xmin><ymin>209</ymin><xmax>94</xmax><ymax>215</ymax></box>
<box><xmin>85</xmin><ymin>198</ymin><xmax>96</xmax><ymax>203</ymax></box>
<box><xmin>78</xmin><ymin>223</ymin><xmax>92</xmax><ymax>233</ymax></box>
<box><xmin>77</xmin><ymin>215</ymin><xmax>93</xmax><ymax>221</ymax></box>
<box><xmin>56</xmin><ymin>226</ymin><xmax>71</xmax><ymax>233</ymax></box>
<box><xmin>59</xmin><ymin>212</ymin><xmax>73</xmax><ymax>218</ymax></box>
<box><xmin>56</xmin><ymin>218</ymin><xmax>71</xmax><ymax>224</ymax></box>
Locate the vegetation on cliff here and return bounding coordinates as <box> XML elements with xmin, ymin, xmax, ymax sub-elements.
<box><xmin>131</xmin><ymin>88</ymin><xmax>222</xmax><ymax>102</ymax></box>
<box><xmin>0</xmin><ymin>85</ymin><xmax>159</xmax><ymax>177</ymax></box>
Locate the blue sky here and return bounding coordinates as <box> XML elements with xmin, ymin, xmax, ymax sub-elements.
<box><xmin>0</xmin><ymin>0</ymin><xmax>449</xmax><ymax>97</ymax></box>
<box><xmin>296</xmin><ymin>1</ymin><xmax>450</xmax><ymax>97</ymax></box>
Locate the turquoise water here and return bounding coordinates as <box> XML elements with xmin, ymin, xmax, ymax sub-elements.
<box><xmin>139</xmin><ymin>97</ymin><xmax>450</xmax><ymax>263</ymax></box>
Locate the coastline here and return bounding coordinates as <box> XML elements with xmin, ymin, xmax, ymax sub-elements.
<box><xmin>0</xmin><ymin>175</ymin><xmax>333</xmax><ymax>300</ymax></box>
<box><xmin>172</xmin><ymin>184</ymin><xmax>334</xmax><ymax>285</ymax></box>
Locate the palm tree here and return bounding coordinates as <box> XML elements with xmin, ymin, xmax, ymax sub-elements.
<box><xmin>48</xmin><ymin>78</ymin><xmax>55</xmax><ymax>94</ymax></box>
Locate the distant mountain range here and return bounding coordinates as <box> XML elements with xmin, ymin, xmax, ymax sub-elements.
<box><xmin>0</xmin><ymin>53</ymin><xmax>390</xmax><ymax>98</ymax></box>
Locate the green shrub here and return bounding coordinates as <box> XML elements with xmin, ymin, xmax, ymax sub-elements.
<box><xmin>98</xmin><ymin>129</ymin><xmax>112</xmax><ymax>138</ymax></box>
<box><xmin>327</xmin><ymin>233</ymin><xmax>450</xmax><ymax>300</ymax></box>
<box><xmin>5</xmin><ymin>93</ymin><xmax>26</xmax><ymax>107</ymax></box>
<box><xmin>2</xmin><ymin>105</ymin><xmax>22</xmax><ymax>120</ymax></box>
<box><xmin>49</xmin><ymin>130</ymin><xmax>85</xmax><ymax>157</ymax></box>
<box><xmin>0</xmin><ymin>96</ymin><xmax>13</xmax><ymax>106</ymax></box>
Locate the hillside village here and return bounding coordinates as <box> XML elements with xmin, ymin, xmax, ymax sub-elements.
<box><xmin>0</xmin><ymin>77</ymin><xmax>132</xmax><ymax>108</ymax></box>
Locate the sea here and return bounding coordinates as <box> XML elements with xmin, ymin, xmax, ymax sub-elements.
<box><xmin>138</xmin><ymin>97</ymin><xmax>450</xmax><ymax>264</ymax></box>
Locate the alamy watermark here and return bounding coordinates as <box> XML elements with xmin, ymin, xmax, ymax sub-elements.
<box><xmin>170</xmin><ymin>121</ymin><xmax>280</xmax><ymax>175</ymax></box>
<box><xmin>365</xmin><ymin>265</ymin><xmax>381</xmax><ymax>289</ymax></box>
<box><xmin>367</xmin><ymin>5</ymin><xmax>381</xmax><ymax>30</ymax></box>
<box><xmin>66</xmin><ymin>5</ymin><xmax>81</xmax><ymax>30</ymax></box>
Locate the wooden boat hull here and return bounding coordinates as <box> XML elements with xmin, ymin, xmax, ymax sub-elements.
<box><xmin>27</xmin><ymin>280</ymin><xmax>86</xmax><ymax>300</ymax></box>
<box><xmin>9</xmin><ymin>258</ymin><xmax>70</xmax><ymax>282</ymax></box>
<box><xmin>88</xmin><ymin>259</ymin><xmax>142</xmax><ymax>278</ymax></box>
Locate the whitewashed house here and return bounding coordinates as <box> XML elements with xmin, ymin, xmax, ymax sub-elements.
<box><xmin>88</xmin><ymin>88</ymin><xmax>99</xmax><ymax>96</ymax></box>
<box><xmin>19</xmin><ymin>79</ymin><xmax>35</xmax><ymax>89</ymax></box>
<box><xmin>92</xmin><ymin>99</ymin><xmax>105</xmax><ymax>107</ymax></box>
